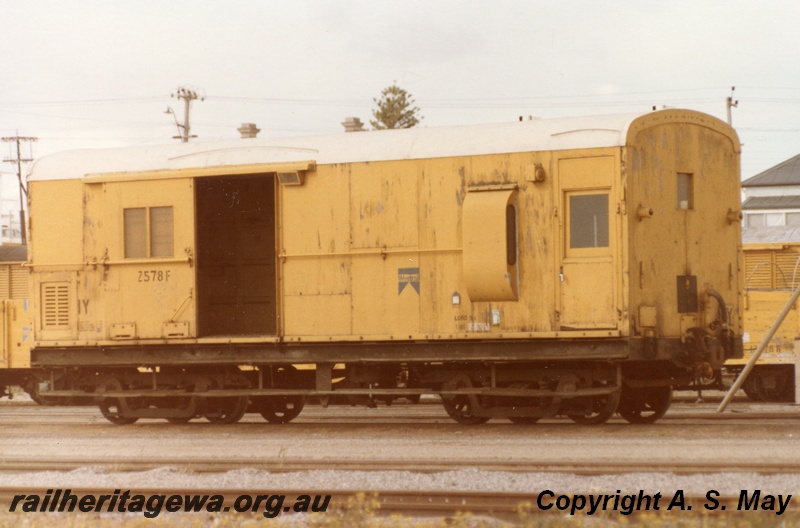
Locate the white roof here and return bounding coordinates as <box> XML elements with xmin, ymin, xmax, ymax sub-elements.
<box><xmin>27</xmin><ymin>110</ymin><xmax>707</xmax><ymax>182</ymax></box>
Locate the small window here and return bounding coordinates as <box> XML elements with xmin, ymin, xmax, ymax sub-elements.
<box><xmin>677</xmin><ymin>173</ymin><xmax>693</xmax><ymax>210</ymax></box>
<box><xmin>569</xmin><ymin>193</ymin><xmax>609</xmax><ymax>249</ymax></box>
<box><xmin>746</xmin><ymin>213</ymin><xmax>764</xmax><ymax>227</ymax></box>
<box><xmin>124</xmin><ymin>206</ymin><xmax>174</xmax><ymax>258</ymax></box>
<box><xmin>766</xmin><ymin>213</ymin><xmax>784</xmax><ymax>227</ymax></box>
<box><xmin>506</xmin><ymin>204</ymin><xmax>517</xmax><ymax>266</ymax></box>
<box><xmin>124</xmin><ymin>208</ymin><xmax>147</xmax><ymax>258</ymax></box>
<box><xmin>150</xmin><ymin>207</ymin><xmax>174</xmax><ymax>257</ymax></box>
<box><xmin>787</xmin><ymin>213</ymin><xmax>800</xmax><ymax>226</ymax></box>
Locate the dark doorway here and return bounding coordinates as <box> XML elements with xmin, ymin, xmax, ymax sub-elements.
<box><xmin>196</xmin><ymin>175</ymin><xmax>277</xmax><ymax>336</ymax></box>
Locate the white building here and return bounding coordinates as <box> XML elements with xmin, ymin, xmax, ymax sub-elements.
<box><xmin>0</xmin><ymin>211</ymin><xmax>21</xmax><ymax>245</ymax></box>
<box><xmin>742</xmin><ymin>154</ymin><xmax>800</xmax><ymax>243</ymax></box>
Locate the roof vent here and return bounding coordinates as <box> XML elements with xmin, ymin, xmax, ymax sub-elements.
<box><xmin>341</xmin><ymin>117</ymin><xmax>365</xmax><ymax>133</ymax></box>
<box><xmin>237</xmin><ymin>123</ymin><xmax>261</xmax><ymax>139</ymax></box>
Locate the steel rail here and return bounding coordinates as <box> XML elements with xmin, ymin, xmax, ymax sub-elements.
<box><xmin>1</xmin><ymin>456</ymin><xmax>799</xmax><ymax>475</ymax></box>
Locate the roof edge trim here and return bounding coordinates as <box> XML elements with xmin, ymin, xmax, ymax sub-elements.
<box><xmin>625</xmin><ymin>109</ymin><xmax>741</xmax><ymax>153</ymax></box>
<box><xmin>83</xmin><ymin>160</ymin><xmax>316</xmax><ymax>183</ymax></box>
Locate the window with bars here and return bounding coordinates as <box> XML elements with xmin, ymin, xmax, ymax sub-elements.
<box><xmin>124</xmin><ymin>206</ymin><xmax>174</xmax><ymax>258</ymax></box>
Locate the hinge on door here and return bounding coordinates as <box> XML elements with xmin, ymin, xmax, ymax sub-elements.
<box><xmin>553</xmin><ymin>207</ymin><xmax>558</xmax><ymax>217</ymax></box>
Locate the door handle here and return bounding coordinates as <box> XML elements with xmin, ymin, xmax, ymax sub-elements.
<box><xmin>559</xmin><ymin>267</ymin><xmax>565</xmax><ymax>282</ymax></box>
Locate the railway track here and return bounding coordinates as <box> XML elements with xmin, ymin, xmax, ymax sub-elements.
<box><xmin>2</xmin><ymin>456</ymin><xmax>799</xmax><ymax>475</ymax></box>
<box><xmin>3</xmin><ymin>401</ymin><xmax>799</xmax><ymax>522</ymax></box>
<box><xmin>2</xmin><ymin>397</ymin><xmax>799</xmax><ymax>421</ymax></box>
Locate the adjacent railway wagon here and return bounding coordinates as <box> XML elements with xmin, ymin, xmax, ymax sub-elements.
<box><xmin>0</xmin><ymin>246</ymin><xmax>34</xmax><ymax>395</ymax></box>
<box><xmin>23</xmin><ymin>108</ymin><xmax>743</xmax><ymax>424</ymax></box>
<box><xmin>730</xmin><ymin>242</ymin><xmax>800</xmax><ymax>401</ymax></box>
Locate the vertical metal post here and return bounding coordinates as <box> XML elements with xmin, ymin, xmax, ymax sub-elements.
<box><xmin>2</xmin><ymin>135</ymin><xmax>36</xmax><ymax>245</ymax></box>
<box><xmin>16</xmin><ymin>140</ymin><xmax>26</xmax><ymax>244</ymax></box>
<box><xmin>726</xmin><ymin>86</ymin><xmax>738</xmax><ymax>126</ymax></box>
<box><xmin>167</xmin><ymin>87</ymin><xmax>203</xmax><ymax>142</ymax></box>
<box><xmin>182</xmin><ymin>93</ymin><xmax>192</xmax><ymax>143</ymax></box>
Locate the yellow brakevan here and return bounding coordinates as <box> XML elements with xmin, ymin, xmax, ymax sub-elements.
<box><xmin>24</xmin><ymin>108</ymin><xmax>742</xmax><ymax>424</ymax></box>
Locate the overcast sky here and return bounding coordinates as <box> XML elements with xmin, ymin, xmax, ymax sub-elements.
<box><xmin>1</xmin><ymin>1</ymin><xmax>799</xmax><ymax>213</ymax></box>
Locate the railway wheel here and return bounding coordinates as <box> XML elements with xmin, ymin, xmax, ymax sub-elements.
<box><xmin>568</xmin><ymin>389</ymin><xmax>620</xmax><ymax>425</ymax></box>
<box><xmin>742</xmin><ymin>375</ymin><xmax>764</xmax><ymax>402</ymax></box>
<box><xmin>162</xmin><ymin>375</ymin><xmax>212</xmax><ymax>424</ymax></box>
<box><xmin>742</xmin><ymin>368</ymin><xmax>793</xmax><ymax>403</ymax></box>
<box><xmin>259</xmin><ymin>396</ymin><xmax>305</xmax><ymax>424</ymax></box>
<box><xmin>204</xmin><ymin>397</ymin><xmax>248</xmax><ymax>424</ymax></box>
<box><xmin>204</xmin><ymin>393</ymin><xmax>249</xmax><ymax>424</ymax></box>
<box><xmin>255</xmin><ymin>365</ymin><xmax>306</xmax><ymax>424</ymax></box>
<box><xmin>96</xmin><ymin>376</ymin><xmax>138</xmax><ymax>425</ymax></box>
<box><xmin>617</xmin><ymin>385</ymin><xmax>672</xmax><ymax>424</ymax></box>
<box><xmin>203</xmin><ymin>373</ymin><xmax>249</xmax><ymax>424</ymax></box>
<box><xmin>441</xmin><ymin>375</ymin><xmax>490</xmax><ymax>425</ymax></box>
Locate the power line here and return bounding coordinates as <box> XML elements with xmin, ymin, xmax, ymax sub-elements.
<box><xmin>0</xmin><ymin>96</ymin><xmax>164</xmax><ymax>107</ymax></box>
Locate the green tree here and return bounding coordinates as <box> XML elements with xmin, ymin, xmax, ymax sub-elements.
<box><xmin>370</xmin><ymin>83</ymin><xmax>422</xmax><ymax>130</ymax></box>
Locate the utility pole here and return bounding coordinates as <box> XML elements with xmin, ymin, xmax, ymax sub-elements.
<box><xmin>726</xmin><ymin>86</ymin><xmax>738</xmax><ymax>126</ymax></box>
<box><xmin>165</xmin><ymin>87</ymin><xmax>204</xmax><ymax>142</ymax></box>
<box><xmin>2</xmin><ymin>134</ymin><xmax>36</xmax><ymax>245</ymax></box>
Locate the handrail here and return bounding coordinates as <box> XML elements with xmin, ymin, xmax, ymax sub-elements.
<box><xmin>26</xmin><ymin>256</ymin><xmax>192</xmax><ymax>271</ymax></box>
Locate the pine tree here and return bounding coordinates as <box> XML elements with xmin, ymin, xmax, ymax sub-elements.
<box><xmin>370</xmin><ymin>83</ymin><xmax>422</xmax><ymax>130</ymax></box>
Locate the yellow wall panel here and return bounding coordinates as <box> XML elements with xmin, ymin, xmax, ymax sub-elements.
<box><xmin>283</xmin><ymin>294</ymin><xmax>351</xmax><ymax>336</ymax></box>
<box><xmin>349</xmin><ymin>161</ymin><xmax>419</xmax><ymax>249</ymax></box>
<box><xmin>350</xmin><ymin>256</ymin><xmax>421</xmax><ymax>337</ymax></box>
<box><xmin>282</xmin><ymin>259</ymin><xmax>351</xmax><ymax>297</ymax></box>
<box><xmin>281</xmin><ymin>165</ymin><xmax>350</xmax><ymax>256</ymax></box>
<box><xmin>29</xmin><ymin>180</ymin><xmax>83</xmax><ymax>266</ymax></box>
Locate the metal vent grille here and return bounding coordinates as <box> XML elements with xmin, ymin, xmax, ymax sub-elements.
<box><xmin>775</xmin><ymin>250</ymin><xmax>800</xmax><ymax>289</ymax></box>
<box><xmin>744</xmin><ymin>248</ymin><xmax>800</xmax><ymax>290</ymax></box>
<box><xmin>9</xmin><ymin>267</ymin><xmax>28</xmax><ymax>299</ymax></box>
<box><xmin>0</xmin><ymin>267</ymin><xmax>8</xmax><ymax>299</ymax></box>
<box><xmin>42</xmin><ymin>282</ymin><xmax>70</xmax><ymax>328</ymax></box>
<box><xmin>0</xmin><ymin>265</ymin><xmax>29</xmax><ymax>300</ymax></box>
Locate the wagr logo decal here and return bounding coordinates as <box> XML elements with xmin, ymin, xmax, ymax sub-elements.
<box><xmin>398</xmin><ymin>267</ymin><xmax>420</xmax><ymax>295</ymax></box>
